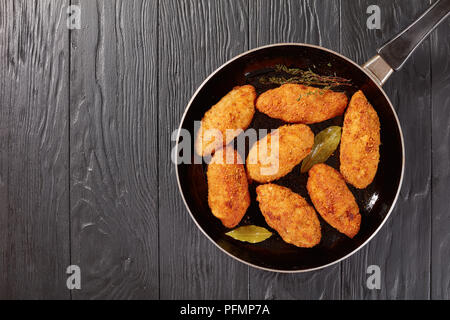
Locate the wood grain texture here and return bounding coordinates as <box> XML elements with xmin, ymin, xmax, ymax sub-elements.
<box><xmin>0</xmin><ymin>0</ymin><xmax>70</xmax><ymax>299</ymax></box>
<box><xmin>158</xmin><ymin>0</ymin><xmax>250</xmax><ymax>299</ymax></box>
<box><xmin>341</xmin><ymin>0</ymin><xmax>431</xmax><ymax>299</ymax></box>
<box><xmin>70</xmin><ymin>0</ymin><xmax>159</xmax><ymax>299</ymax></box>
<box><xmin>248</xmin><ymin>0</ymin><xmax>342</xmax><ymax>300</ymax></box>
<box><xmin>430</xmin><ymin>7</ymin><xmax>450</xmax><ymax>300</ymax></box>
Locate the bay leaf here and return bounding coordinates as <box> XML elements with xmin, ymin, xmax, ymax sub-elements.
<box><xmin>301</xmin><ymin>126</ymin><xmax>342</xmax><ymax>173</ymax></box>
<box><xmin>226</xmin><ymin>225</ymin><xmax>272</xmax><ymax>244</ymax></box>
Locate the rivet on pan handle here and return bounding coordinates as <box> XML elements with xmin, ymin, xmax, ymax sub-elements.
<box><xmin>363</xmin><ymin>0</ymin><xmax>450</xmax><ymax>86</ymax></box>
<box><xmin>362</xmin><ymin>55</ymin><xmax>393</xmax><ymax>86</ymax></box>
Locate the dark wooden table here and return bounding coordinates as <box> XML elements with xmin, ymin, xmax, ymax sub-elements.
<box><xmin>0</xmin><ymin>0</ymin><xmax>449</xmax><ymax>300</ymax></box>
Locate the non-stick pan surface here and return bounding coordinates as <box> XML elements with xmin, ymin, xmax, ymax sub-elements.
<box><xmin>176</xmin><ymin>44</ymin><xmax>404</xmax><ymax>272</ymax></box>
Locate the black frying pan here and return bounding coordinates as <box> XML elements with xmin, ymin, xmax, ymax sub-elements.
<box><xmin>175</xmin><ymin>0</ymin><xmax>450</xmax><ymax>272</ymax></box>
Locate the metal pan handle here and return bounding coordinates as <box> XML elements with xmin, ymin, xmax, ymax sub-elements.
<box><xmin>363</xmin><ymin>0</ymin><xmax>450</xmax><ymax>86</ymax></box>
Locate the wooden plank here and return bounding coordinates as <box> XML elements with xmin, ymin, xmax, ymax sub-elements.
<box><xmin>341</xmin><ymin>0</ymin><xmax>431</xmax><ymax>299</ymax></box>
<box><xmin>0</xmin><ymin>1</ymin><xmax>70</xmax><ymax>299</ymax></box>
<box><xmin>70</xmin><ymin>0</ymin><xmax>159</xmax><ymax>299</ymax></box>
<box><xmin>158</xmin><ymin>0</ymin><xmax>250</xmax><ymax>299</ymax></box>
<box><xmin>248</xmin><ymin>0</ymin><xmax>342</xmax><ymax>300</ymax></box>
<box><xmin>430</xmin><ymin>7</ymin><xmax>450</xmax><ymax>300</ymax></box>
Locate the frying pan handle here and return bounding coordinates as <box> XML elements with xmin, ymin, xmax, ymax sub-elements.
<box><xmin>363</xmin><ymin>0</ymin><xmax>450</xmax><ymax>86</ymax></box>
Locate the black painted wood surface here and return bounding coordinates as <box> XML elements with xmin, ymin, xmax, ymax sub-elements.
<box><xmin>0</xmin><ymin>0</ymin><xmax>71</xmax><ymax>299</ymax></box>
<box><xmin>69</xmin><ymin>0</ymin><xmax>159</xmax><ymax>299</ymax></box>
<box><xmin>0</xmin><ymin>0</ymin><xmax>449</xmax><ymax>299</ymax></box>
<box><xmin>431</xmin><ymin>0</ymin><xmax>450</xmax><ymax>300</ymax></box>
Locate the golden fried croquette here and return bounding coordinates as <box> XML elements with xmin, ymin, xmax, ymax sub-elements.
<box><xmin>340</xmin><ymin>90</ymin><xmax>380</xmax><ymax>189</ymax></box>
<box><xmin>246</xmin><ymin>124</ymin><xmax>314</xmax><ymax>183</ymax></box>
<box><xmin>307</xmin><ymin>164</ymin><xmax>361</xmax><ymax>238</ymax></box>
<box><xmin>256</xmin><ymin>184</ymin><xmax>321</xmax><ymax>248</ymax></box>
<box><xmin>207</xmin><ymin>147</ymin><xmax>250</xmax><ymax>228</ymax></box>
<box><xmin>195</xmin><ymin>85</ymin><xmax>256</xmax><ymax>156</ymax></box>
<box><xmin>255</xmin><ymin>84</ymin><xmax>348</xmax><ymax>124</ymax></box>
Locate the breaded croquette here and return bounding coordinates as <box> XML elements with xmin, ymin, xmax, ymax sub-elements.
<box><xmin>195</xmin><ymin>85</ymin><xmax>256</xmax><ymax>156</ymax></box>
<box><xmin>307</xmin><ymin>164</ymin><xmax>361</xmax><ymax>238</ymax></box>
<box><xmin>256</xmin><ymin>184</ymin><xmax>321</xmax><ymax>248</ymax></box>
<box><xmin>207</xmin><ymin>147</ymin><xmax>250</xmax><ymax>228</ymax></box>
<box><xmin>246</xmin><ymin>124</ymin><xmax>314</xmax><ymax>183</ymax></box>
<box><xmin>340</xmin><ymin>90</ymin><xmax>380</xmax><ymax>189</ymax></box>
<box><xmin>256</xmin><ymin>84</ymin><xmax>348</xmax><ymax>124</ymax></box>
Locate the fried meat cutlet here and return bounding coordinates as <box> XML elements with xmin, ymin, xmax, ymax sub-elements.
<box><xmin>340</xmin><ymin>90</ymin><xmax>380</xmax><ymax>189</ymax></box>
<box><xmin>195</xmin><ymin>85</ymin><xmax>256</xmax><ymax>156</ymax></box>
<box><xmin>207</xmin><ymin>147</ymin><xmax>250</xmax><ymax>228</ymax></box>
<box><xmin>256</xmin><ymin>184</ymin><xmax>321</xmax><ymax>248</ymax></box>
<box><xmin>307</xmin><ymin>164</ymin><xmax>361</xmax><ymax>238</ymax></box>
<box><xmin>246</xmin><ymin>124</ymin><xmax>314</xmax><ymax>183</ymax></box>
<box><xmin>256</xmin><ymin>84</ymin><xmax>348</xmax><ymax>124</ymax></box>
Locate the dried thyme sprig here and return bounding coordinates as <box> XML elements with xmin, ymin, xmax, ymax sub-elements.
<box><xmin>259</xmin><ymin>64</ymin><xmax>352</xmax><ymax>88</ymax></box>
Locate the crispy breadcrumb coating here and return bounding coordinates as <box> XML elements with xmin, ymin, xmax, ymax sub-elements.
<box><xmin>207</xmin><ymin>147</ymin><xmax>250</xmax><ymax>228</ymax></box>
<box><xmin>195</xmin><ymin>85</ymin><xmax>256</xmax><ymax>156</ymax></box>
<box><xmin>256</xmin><ymin>84</ymin><xmax>348</xmax><ymax>124</ymax></box>
<box><xmin>340</xmin><ymin>90</ymin><xmax>380</xmax><ymax>189</ymax></box>
<box><xmin>307</xmin><ymin>164</ymin><xmax>361</xmax><ymax>238</ymax></box>
<box><xmin>246</xmin><ymin>124</ymin><xmax>314</xmax><ymax>183</ymax></box>
<box><xmin>256</xmin><ymin>184</ymin><xmax>321</xmax><ymax>248</ymax></box>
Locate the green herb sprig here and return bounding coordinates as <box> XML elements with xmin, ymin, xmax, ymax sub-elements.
<box><xmin>259</xmin><ymin>64</ymin><xmax>352</xmax><ymax>88</ymax></box>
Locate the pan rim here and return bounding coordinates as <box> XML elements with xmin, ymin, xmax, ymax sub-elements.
<box><xmin>174</xmin><ymin>42</ymin><xmax>406</xmax><ymax>273</ymax></box>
